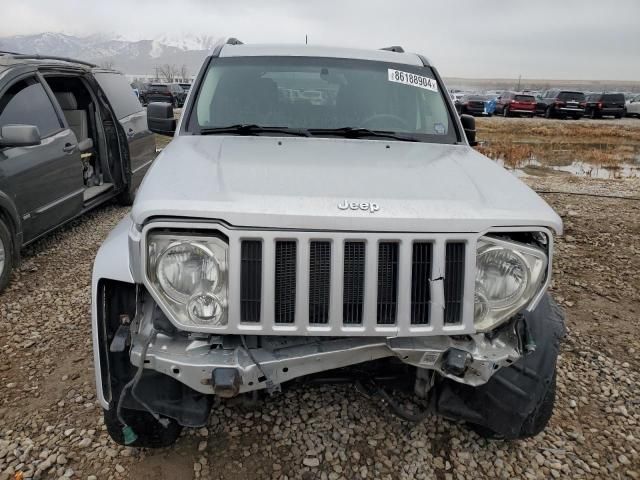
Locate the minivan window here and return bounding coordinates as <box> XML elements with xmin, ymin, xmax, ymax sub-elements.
<box><xmin>0</xmin><ymin>77</ymin><xmax>62</xmax><ymax>138</ymax></box>
<box><xmin>94</xmin><ymin>72</ymin><xmax>143</xmax><ymax>120</ymax></box>
<box><xmin>515</xmin><ymin>95</ymin><xmax>535</xmax><ymax>102</ymax></box>
<box><xmin>189</xmin><ymin>56</ymin><xmax>457</xmax><ymax>143</ymax></box>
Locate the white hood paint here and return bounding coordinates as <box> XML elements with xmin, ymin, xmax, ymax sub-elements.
<box><xmin>132</xmin><ymin>136</ymin><xmax>562</xmax><ymax>234</ymax></box>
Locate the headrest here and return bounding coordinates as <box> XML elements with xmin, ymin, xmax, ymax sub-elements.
<box><xmin>54</xmin><ymin>92</ymin><xmax>78</xmax><ymax>110</ymax></box>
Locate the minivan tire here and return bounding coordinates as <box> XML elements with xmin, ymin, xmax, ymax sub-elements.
<box><xmin>0</xmin><ymin>218</ymin><xmax>14</xmax><ymax>293</ymax></box>
<box><xmin>503</xmin><ymin>106</ymin><xmax>510</xmax><ymax>118</ymax></box>
<box><xmin>544</xmin><ymin>107</ymin><xmax>552</xmax><ymax>119</ymax></box>
<box><xmin>104</xmin><ymin>406</ymin><xmax>183</xmax><ymax>448</ymax></box>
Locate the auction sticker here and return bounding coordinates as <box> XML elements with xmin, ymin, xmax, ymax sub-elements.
<box><xmin>388</xmin><ymin>69</ymin><xmax>438</xmax><ymax>92</ymax></box>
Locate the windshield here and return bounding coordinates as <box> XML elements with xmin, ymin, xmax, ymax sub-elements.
<box><xmin>187</xmin><ymin>56</ymin><xmax>457</xmax><ymax>143</ymax></box>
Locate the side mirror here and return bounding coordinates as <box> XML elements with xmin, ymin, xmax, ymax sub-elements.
<box><xmin>460</xmin><ymin>114</ymin><xmax>477</xmax><ymax>146</ymax></box>
<box><xmin>0</xmin><ymin>124</ymin><xmax>41</xmax><ymax>147</ymax></box>
<box><xmin>147</xmin><ymin>102</ymin><xmax>176</xmax><ymax>136</ymax></box>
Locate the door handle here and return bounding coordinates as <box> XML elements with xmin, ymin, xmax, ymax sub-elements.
<box><xmin>63</xmin><ymin>143</ymin><xmax>77</xmax><ymax>153</ymax></box>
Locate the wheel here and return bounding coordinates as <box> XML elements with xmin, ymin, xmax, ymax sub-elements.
<box><xmin>104</xmin><ymin>406</ymin><xmax>182</xmax><ymax>448</ymax></box>
<box><xmin>117</xmin><ymin>179</ymin><xmax>136</xmax><ymax>206</ymax></box>
<box><xmin>503</xmin><ymin>106</ymin><xmax>510</xmax><ymax>118</ymax></box>
<box><xmin>589</xmin><ymin>108</ymin><xmax>597</xmax><ymax>119</ymax></box>
<box><xmin>544</xmin><ymin>107</ymin><xmax>552</xmax><ymax>119</ymax></box>
<box><xmin>471</xmin><ymin>372</ymin><xmax>557</xmax><ymax>440</ymax></box>
<box><xmin>0</xmin><ymin>218</ymin><xmax>14</xmax><ymax>293</ymax></box>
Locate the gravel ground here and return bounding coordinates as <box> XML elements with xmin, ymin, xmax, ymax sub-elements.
<box><xmin>1</xmin><ymin>175</ymin><xmax>639</xmax><ymax>480</ymax></box>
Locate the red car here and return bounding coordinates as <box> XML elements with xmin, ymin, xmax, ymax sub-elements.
<box><xmin>495</xmin><ymin>92</ymin><xmax>537</xmax><ymax>117</ymax></box>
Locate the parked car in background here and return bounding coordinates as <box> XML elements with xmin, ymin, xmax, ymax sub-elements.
<box><xmin>537</xmin><ymin>89</ymin><xmax>585</xmax><ymax>119</ymax></box>
<box><xmin>495</xmin><ymin>92</ymin><xmax>536</xmax><ymax>117</ymax></box>
<box><xmin>0</xmin><ymin>53</ymin><xmax>156</xmax><ymax>292</ymax></box>
<box><xmin>626</xmin><ymin>94</ymin><xmax>640</xmax><ymax>117</ymax></box>
<box><xmin>179</xmin><ymin>83</ymin><xmax>191</xmax><ymax>95</ymax></box>
<box><xmin>584</xmin><ymin>93</ymin><xmax>626</xmax><ymax>119</ymax></box>
<box><xmin>145</xmin><ymin>83</ymin><xmax>185</xmax><ymax>107</ymax></box>
<box><xmin>455</xmin><ymin>94</ymin><xmax>490</xmax><ymax>116</ymax></box>
<box><xmin>137</xmin><ymin>83</ymin><xmax>150</xmax><ymax>106</ymax></box>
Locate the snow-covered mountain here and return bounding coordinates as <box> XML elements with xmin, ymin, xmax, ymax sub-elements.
<box><xmin>0</xmin><ymin>32</ymin><xmax>213</xmax><ymax>77</ymax></box>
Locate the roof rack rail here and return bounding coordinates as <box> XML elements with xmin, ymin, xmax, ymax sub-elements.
<box><xmin>380</xmin><ymin>46</ymin><xmax>405</xmax><ymax>53</ymax></box>
<box><xmin>0</xmin><ymin>50</ymin><xmax>21</xmax><ymax>56</ymax></box>
<box><xmin>6</xmin><ymin>54</ymin><xmax>97</xmax><ymax>68</ymax></box>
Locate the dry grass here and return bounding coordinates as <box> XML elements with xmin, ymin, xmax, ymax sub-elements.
<box><xmin>475</xmin><ymin>118</ymin><xmax>640</xmax><ymax>168</ymax></box>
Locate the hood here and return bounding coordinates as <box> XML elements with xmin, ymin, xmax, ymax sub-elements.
<box><xmin>132</xmin><ymin>136</ymin><xmax>562</xmax><ymax>234</ymax></box>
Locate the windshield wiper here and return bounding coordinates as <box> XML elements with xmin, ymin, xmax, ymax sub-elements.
<box><xmin>308</xmin><ymin>127</ymin><xmax>419</xmax><ymax>142</ymax></box>
<box><xmin>200</xmin><ymin>124</ymin><xmax>310</xmax><ymax>137</ymax></box>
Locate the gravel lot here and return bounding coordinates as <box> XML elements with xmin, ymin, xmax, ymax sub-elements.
<box><xmin>1</xmin><ymin>127</ymin><xmax>639</xmax><ymax>479</ymax></box>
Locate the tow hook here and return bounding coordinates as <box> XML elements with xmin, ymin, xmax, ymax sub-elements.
<box><xmin>441</xmin><ymin>348</ymin><xmax>472</xmax><ymax>377</ymax></box>
<box><xmin>110</xmin><ymin>315</ymin><xmax>131</xmax><ymax>353</ymax></box>
<box><xmin>212</xmin><ymin>368</ymin><xmax>241</xmax><ymax>398</ymax></box>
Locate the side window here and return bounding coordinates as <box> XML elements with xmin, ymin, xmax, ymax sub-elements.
<box><xmin>93</xmin><ymin>72</ymin><xmax>143</xmax><ymax>120</ymax></box>
<box><xmin>0</xmin><ymin>77</ymin><xmax>62</xmax><ymax>138</ymax></box>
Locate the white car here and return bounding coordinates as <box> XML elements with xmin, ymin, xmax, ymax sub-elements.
<box><xmin>626</xmin><ymin>95</ymin><xmax>640</xmax><ymax>117</ymax></box>
<box><xmin>92</xmin><ymin>39</ymin><xmax>565</xmax><ymax>448</ymax></box>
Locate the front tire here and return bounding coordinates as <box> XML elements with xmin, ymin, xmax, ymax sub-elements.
<box><xmin>471</xmin><ymin>372</ymin><xmax>557</xmax><ymax>439</ymax></box>
<box><xmin>104</xmin><ymin>406</ymin><xmax>182</xmax><ymax>448</ymax></box>
<box><xmin>0</xmin><ymin>218</ymin><xmax>14</xmax><ymax>293</ymax></box>
<box><xmin>503</xmin><ymin>106</ymin><xmax>510</xmax><ymax>118</ymax></box>
<box><xmin>544</xmin><ymin>107</ymin><xmax>552</xmax><ymax>119</ymax></box>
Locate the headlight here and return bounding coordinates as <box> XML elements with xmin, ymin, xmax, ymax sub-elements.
<box><xmin>474</xmin><ymin>236</ymin><xmax>547</xmax><ymax>331</ymax></box>
<box><xmin>148</xmin><ymin>232</ymin><xmax>228</xmax><ymax>327</ymax></box>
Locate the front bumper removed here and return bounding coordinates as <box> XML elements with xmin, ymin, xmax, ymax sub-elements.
<box><xmin>129</xmin><ymin>304</ymin><xmax>525</xmax><ymax>397</ymax></box>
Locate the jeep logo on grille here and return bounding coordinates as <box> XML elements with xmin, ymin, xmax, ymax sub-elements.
<box><xmin>338</xmin><ymin>200</ymin><xmax>380</xmax><ymax>213</ymax></box>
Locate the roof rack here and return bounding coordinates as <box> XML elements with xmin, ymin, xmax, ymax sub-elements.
<box><xmin>0</xmin><ymin>50</ymin><xmax>21</xmax><ymax>56</ymax></box>
<box><xmin>5</xmin><ymin>54</ymin><xmax>97</xmax><ymax>68</ymax></box>
<box><xmin>380</xmin><ymin>46</ymin><xmax>405</xmax><ymax>53</ymax></box>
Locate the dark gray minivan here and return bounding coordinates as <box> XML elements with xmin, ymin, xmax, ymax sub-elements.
<box><xmin>0</xmin><ymin>53</ymin><xmax>156</xmax><ymax>292</ymax></box>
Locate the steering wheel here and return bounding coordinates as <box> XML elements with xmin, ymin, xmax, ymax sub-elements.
<box><xmin>360</xmin><ymin>113</ymin><xmax>411</xmax><ymax>131</ymax></box>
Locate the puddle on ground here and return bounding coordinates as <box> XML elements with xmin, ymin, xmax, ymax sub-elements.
<box><xmin>495</xmin><ymin>157</ymin><xmax>640</xmax><ymax>179</ymax></box>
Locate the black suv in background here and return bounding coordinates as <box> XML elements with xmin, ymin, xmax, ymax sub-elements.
<box><xmin>455</xmin><ymin>94</ymin><xmax>488</xmax><ymax>116</ymax></box>
<box><xmin>584</xmin><ymin>93</ymin><xmax>626</xmax><ymax>119</ymax></box>
<box><xmin>537</xmin><ymin>89</ymin><xmax>586</xmax><ymax>119</ymax></box>
<box><xmin>146</xmin><ymin>83</ymin><xmax>185</xmax><ymax>107</ymax></box>
<box><xmin>0</xmin><ymin>53</ymin><xmax>156</xmax><ymax>292</ymax></box>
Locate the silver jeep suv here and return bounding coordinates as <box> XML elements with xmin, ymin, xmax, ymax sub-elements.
<box><xmin>92</xmin><ymin>39</ymin><xmax>565</xmax><ymax>447</ymax></box>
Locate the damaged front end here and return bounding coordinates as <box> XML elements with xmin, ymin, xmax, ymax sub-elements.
<box><xmin>95</xmin><ymin>279</ymin><xmax>565</xmax><ymax>441</ymax></box>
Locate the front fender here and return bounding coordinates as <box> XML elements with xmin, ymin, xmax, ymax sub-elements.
<box><xmin>92</xmin><ymin>214</ymin><xmax>135</xmax><ymax>408</ymax></box>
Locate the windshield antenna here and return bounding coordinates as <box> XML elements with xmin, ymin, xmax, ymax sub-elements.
<box><xmin>305</xmin><ymin>34</ymin><xmax>308</xmax><ymax>45</ymax></box>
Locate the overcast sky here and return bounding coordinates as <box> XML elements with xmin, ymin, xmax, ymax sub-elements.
<box><xmin>2</xmin><ymin>0</ymin><xmax>639</xmax><ymax>80</ymax></box>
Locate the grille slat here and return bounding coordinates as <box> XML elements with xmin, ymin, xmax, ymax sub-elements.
<box><xmin>343</xmin><ymin>241</ymin><xmax>365</xmax><ymax>325</ymax></box>
<box><xmin>377</xmin><ymin>242</ymin><xmax>398</xmax><ymax>324</ymax></box>
<box><xmin>444</xmin><ymin>242</ymin><xmax>465</xmax><ymax>324</ymax></box>
<box><xmin>240</xmin><ymin>240</ymin><xmax>262</xmax><ymax>322</ymax></box>
<box><xmin>274</xmin><ymin>241</ymin><xmax>297</xmax><ymax>324</ymax></box>
<box><xmin>411</xmin><ymin>242</ymin><xmax>432</xmax><ymax>325</ymax></box>
<box><xmin>309</xmin><ymin>241</ymin><xmax>331</xmax><ymax>324</ymax></box>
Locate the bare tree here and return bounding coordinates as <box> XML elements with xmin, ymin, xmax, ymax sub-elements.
<box><xmin>179</xmin><ymin>65</ymin><xmax>189</xmax><ymax>83</ymax></box>
<box><xmin>100</xmin><ymin>60</ymin><xmax>115</xmax><ymax>69</ymax></box>
<box><xmin>158</xmin><ymin>64</ymin><xmax>179</xmax><ymax>83</ymax></box>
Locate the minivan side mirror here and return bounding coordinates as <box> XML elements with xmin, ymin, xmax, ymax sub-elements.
<box><xmin>0</xmin><ymin>124</ymin><xmax>42</xmax><ymax>147</ymax></box>
<box><xmin>147</xmin><ymin>102</ymin><xmax>176</xmax><ymax>136</ymax></box>
<box><xmin>459</xmin><ymin>114</ymin><xmax>477</xmax><ymax>146</ymax></box>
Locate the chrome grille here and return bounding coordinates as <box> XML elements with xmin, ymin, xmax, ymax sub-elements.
<box><xmin>411</xmin><ymin>242</ymin><xmax>432</xmax><ymax>325</ymax></box>
<box><xmin>309</xmin><ymin>241</ymin><xmax>331</xmax><ymax>324</ymax></box>
<box><xmin>233</xmin><ymin>232</ymin><xmax>475</xmax><ymax>336</ymax></box>
<box><xmin>377</xmin><ymin>242</ymin><xmax>398</xmax><ymax>325</ymax></box>
<box><xmin>343</xmin><ymin>241</ymin><xmax>366</xmax><ymax>325</ymax></box>
<box><xmin>274</xmin><ymin>241</ymin><xmax>296</xmax><ymax>323</ymax></box>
